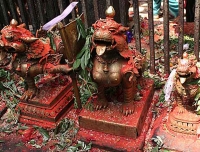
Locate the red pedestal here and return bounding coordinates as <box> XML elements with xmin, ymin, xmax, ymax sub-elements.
<box><xmin>78</xmin><ymin>78</ymin><xmax>154</xmax><ymax>151</ymax></box>
<box><xmin>153</xmin><ymin>107</ymin><xmax>200</xmax><ymax>152</ymax></box>
<box><xmin>154</xmin><ymin>125</ymin><xmax>200</xmax><ymax>152</ymax></box>
<box><xmin>17</xmin><ymin>79</ymin><xmax>74</xmax><ymax>128</ymax></box>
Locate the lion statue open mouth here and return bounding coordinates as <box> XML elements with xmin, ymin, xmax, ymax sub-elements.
<box><xmin>91</xmin><ymin>6</ymin><xmax>145</xmax><ymax>116</ymax></box>
<box><xmin>0</xmin><ymin>19</ymin><xmax>72</xmax><ymax>101</ymax></box>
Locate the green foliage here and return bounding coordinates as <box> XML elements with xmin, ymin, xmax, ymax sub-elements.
<box><xmin>53</xmin><ymin>118</ymin><xmax>78</xmax><ymax>150</ymax></box>
<box><xmin>194</xmin><ymin>89</ymin><xmax>200</xmax><ymax>114</ymax></box>
<box><xmin>0</xmin><ymin>69</ymin><xmax>10</xmax><ymax>79</ymax></box>
<box><xmin>73</xmin><ymin>27</ymin><xmax>93</xmax><ymax>71</ymax></box>
<box><xmin>47</xmin><ymin>32</ymin><xmax>57</xmax><ymax>51</ymax></box>
<box><xmin>73</xmin><ymin>21</ymin><xmax>97</xmax><ymax>107</ymax></box>
<box><xmin>143</xmin><ymin>71</ymin><xmax>165</xmax><ymax>89</ymax></box>
<box><xmin>34</xmin><ymin>126</ymin><xmax>50</xmax><ymax>143</ymax></box>
<box><xmin>159</xmin><ymin>91</ymin><xmax>165</xmax><ymax>103</ymax></box>
<box><xmin>152</xmin><ymin>146</ymin><xmax>159</xmax><ymax>152</ymax></box>
<box><xmin>67</xmin><ymin>141</ymin><xmax>92</xmax><ymax>152</ymax></box>
<box><xmin>1</xmin><ymin>80</ymin><xmax>22</xmax><ymax>111</ymax></box>
<box><xmin>152</xmin><ymin>136</ymin><xmax>163</xmax><ymax>150</ymax></box>
<box><xmin>76</xmin><ymin>17</ymin><xmax>87</xmax><ymax>40</ymax></box>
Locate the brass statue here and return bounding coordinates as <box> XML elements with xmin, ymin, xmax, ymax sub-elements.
<box><xmin>91</xmin><ymin>6</ymin><xmax>145</xmax><ymax>116</ymax></box>
<box><xmin>0</xmin><ymin>19</ymin><xmax>72</xmax><ymax>101</ymax></box>
<box><xmin>166</xmin><ymin>52</ymin><xmax>200</xmax><ymax>135</ymax></box>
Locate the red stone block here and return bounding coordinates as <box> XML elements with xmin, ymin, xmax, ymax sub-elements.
<box><xmin>153</xmin><ymin>108</ymin><xmax>200</xmax><ymax>152</ymax></box>
<box><xmin>78</xmin><ymin>78</ymin><xmax>154</xmax><ymax>151</ymax></box>
<box><xmin>17</xmin><ymin>80</ymin><xmax>74</xmax><ymax>128</ymax></box>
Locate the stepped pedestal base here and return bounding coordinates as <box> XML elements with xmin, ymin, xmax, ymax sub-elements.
<box><xmin>78</xmin><ymin>78</ymin><xmax>154</xmax><ymax>151</ymax></box>
<box><xmin>17</xmin><ymin>79</ymin><xmax>73</xmax><ymax>128</ymax></box>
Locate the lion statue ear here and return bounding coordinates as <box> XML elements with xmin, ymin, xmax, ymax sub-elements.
<box><xmin>17</xmin><ymin>23</ymin><xmax>26</xmax><ymax>28</ymax></box>
<box><xmin>20</xmin><ymin>37</ymin><xmax>39</xmax><ymax>43</ymax></box>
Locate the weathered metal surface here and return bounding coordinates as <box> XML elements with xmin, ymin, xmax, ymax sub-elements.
<box><xmin>97</xmin><ymin>0</ymin><xmax>106</xmax><ymax>20</ymax></box>
<box><xmin>57</xmin><ymin>0</ymin><xmax>70</xmax><ymax>24</ymax></box>
<box><xmin>58</xmin><ymin>14</ymin><xmax>85</xmax><ymax>109</ymax></box>
<box><xmin>166</xmin><ymin>52</ymin><xmax>200</xmax><ymax>135</ymax></box>
<box><xmin>178</xmin><ymin>0</ymin><xmax>184</xmax><ymax>57</ymax></box>
<box><xmin>163</xmin><ymin>0</ymin><xmax>170</xmax><ymax>74</ymax></box>
<box><xmin>194</xmin><ymin>0</ymin><xmax>200</xmax><ymax>61</ymax></box>
<box><xmin>106</xmin><ymin>0</ymin><xmax>113</xmax><ymax>6</ymax></box>
<box><xmin>0</xmin><ymin>0</ymin><xmax>9</xmax><ymax>25</ymax></box>
<box><xmin>93</xmin><ymin>0</ymin><xmax>99</xmax><ymax>20</ymax></box>
<box><xmin>148</xmin><ymin>0</ymin><xmax>155</xmax><ymax>73</ymax></box>
<box><xmin>91</xmin><ymin>8</ymin><xmax>145</xmax><ymax>116</ymax></box>
<box><xmin>8</xmin><ymin>0</ymin><xmax>18</xmax><ymax>21</ymax></box>
<box><xmin>79</xmin><ymin>78</ymin><xmax>154</xmax><ymax>139</ymax></box>
<box><xmin>17</xmin><ymin>0</ymin><xmax>29</xmax><ymax>29</ymax></box>
<box><xmin>46</xmin><ymin>0</ymin><xmax>56</xmax><ymax>21</ymax></box>
<box><xmin>69</xmin><ymin>0</ymin><xmax>76</xmax><ymax>19</ymax></box>
<box><xmin>36</xmin><ymin>0</ymin><xmax>46</xmax><ymax>26</ymax></box>
<box><xmin>81</xmin><ymin>0</ymin><xmax>88</xmax><ymax>28</ymax></box>
<box><xmin>119</xmin><ymin>0</ymin><xmax>129</xmax><ymax>26</ymax></box>
<box><xmin>132</xmin><ymin>0</ymin><xmax>141</xmax><ymax>52</ymax></box>
<box><xmin>112</xmin><ymin>0</ymin><xmax>121</xmax><ymax>23</ymax></box>
<box><xmin>27</xmin><ymin>0</ymin><xmax>38</xmax><ymax>33</ymax></box>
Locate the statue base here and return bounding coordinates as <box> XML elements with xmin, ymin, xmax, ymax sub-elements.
<box><xmin>78</xmin><ymin>78</ymin><xmax>154</xmax><ymax>151</ymax></box>
<box><xmin>16</xmin><ymin>79</ymin><xmax>73</xmax><ymax>128</ymax></box>
<box><xmin>152</xmin><ymin>107</ymin><xmax>200</xmax><ymax>152</ymax></box>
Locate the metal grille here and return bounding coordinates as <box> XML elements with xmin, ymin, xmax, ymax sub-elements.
<box><xmin>0</xmin><ymin>0</ymin><xmax>199</xmax><ymax>74</ymax></box>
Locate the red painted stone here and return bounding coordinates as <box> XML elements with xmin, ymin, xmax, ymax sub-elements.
<box><xmin>152</xmin><ymin>108</ymin><xmax>200</xmax><ymax>152</ymax></box>
<box><xmin>17</xmin><ymin>79</ymin><xmax>74</xmax><ymax>128</ymax></box>
<box><xmin>78</xmin><ymin>79</ymin><xmax>154</xmax><ymax>151</ymax></box>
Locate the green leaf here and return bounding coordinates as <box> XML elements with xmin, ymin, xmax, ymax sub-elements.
<box><xmin>137</xmin><ymin>84</ymin><xmax>142</xmax><ymax>90</ymax></box>
<box><xmin>84</xmin><ymin>50</ymin><xmax>90</xmax><ymax>68</ymax></box>
<box><xmin>76</xmin><ymin>46</ymin><xmax>87</xmax><ymax>59</ymax></box>
<box><xmin>76</xmin><ymin>18</ymin><xmax>86</xmax><ymax>39</ymax></box>
<box><xmin>152</xmin><ymin>146</ymin><xmax>159</xmax><ymax>152</ymax></box>
<box><xmin>54</xmin><ymin>119</ymin><xmax>70</xmax><ymax>134</ymax></box>
<box><xmin>195</xmin><ymin>93</ymin><xmax>200</xmax><ymax>101</ymax></box>
<box><xmin>0</xmin><ymin>82</ymin><xmax>5</xmax><ymax>90</ymax></box>
<box><xmin>67</xmin><ymin>146</ymin><xmax>77</xmax><ymax>152</ymax></box>
<box><xmin>15</xmin><ymin>142</ymin><xmax>24</xmax><ymax>147</ymax></box>
<box><xmin>81</xmin><ymin>54</ymin><xmax>86</xmax><ymax>70</ymax></box>
<box><xmin>56</xmin><ymin>143</ymin><xmax>67</xmax><ymax>150</ymax></box>
<box><xmin>47</xmin><ymin>33</ymin><xmax>56</xmax><ymax>51</ymax></box>
<box><xmin>73</xmin><ymin>59</ymin><xmax>81</xmax><ymax>70</ymax></box>
<box><xmin>29</xmin><ymin>139</ymin><xmax>36</xmax><ymax>145</ymax></box>
<box><xmin>17</xmin><ymin>124</ymin><xmax>29</xmax><ymax>130</ymax></box>
<box><xmin>37</xmin><ymin>127</ymin><xmax>50</xmax><ymax>142</ymax></box>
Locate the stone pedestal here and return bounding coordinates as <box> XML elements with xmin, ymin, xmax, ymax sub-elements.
<box><xmin>152</xmin><ymin>107</ymin><xmax>200</xmax><ymax>152</ymax></box>
<box><xmin>16</xmin><ymin>79</ymin><xmax>73</xmax><ymax>128</ymax></box>
<box><xmin>153</xmin><ymin>118</ymin><xmax>200</xmax><ymax>152</ymax></box>
<box><xmin>78</xmin><ymin>78</ymin><xmax>154</xmax><ymax>151</ymax></box>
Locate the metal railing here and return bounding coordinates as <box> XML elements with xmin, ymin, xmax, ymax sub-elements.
<box><xmin>0</xmin><ymin>0</ymin><xmax>199</xmax><ymax>74</ymax></box>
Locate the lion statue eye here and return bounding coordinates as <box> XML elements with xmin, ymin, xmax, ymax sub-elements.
<box><xmin>109</xmin><ymin>27</ymin><xmax>116</xmax><ymax>32</ymax></box>
<box><xmin>5</xmin><ymin>34</ymin><xmax>14</xmax><ymax>42</ymax></box>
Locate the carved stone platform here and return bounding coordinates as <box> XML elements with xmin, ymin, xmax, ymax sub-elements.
<box><xmin>78</xmin><ymin>78</ymin><xmax>154</xmax><ymax>151</ymax></box>
<box><xmin>16</xmin><ymin>79</ymin><xmax>74</xmax><ymax>128</ymax></box>
<box><xmin>153</xmin><ymin>112</ymin><xmax>200</xmax><ymax>152</ymax></box>
<box><xmin>167</xmin><ymin>106</ymin><xmax>200</xmax><ymax>135</ymax></box>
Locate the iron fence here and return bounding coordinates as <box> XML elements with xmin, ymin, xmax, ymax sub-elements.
<box><xmin>0</xmin><ymin>0</ymin><xmax>199</xmax><ymax>74</ymax></box>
